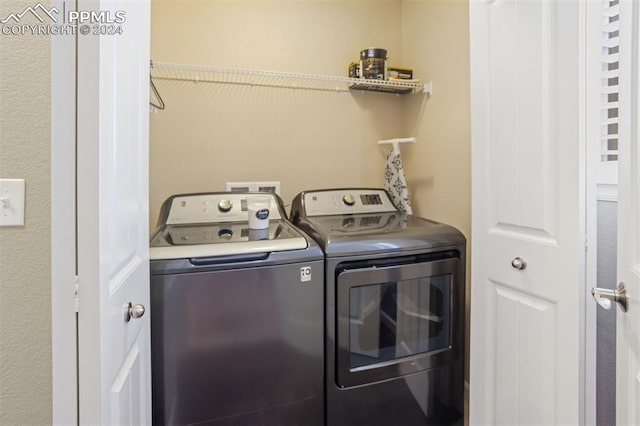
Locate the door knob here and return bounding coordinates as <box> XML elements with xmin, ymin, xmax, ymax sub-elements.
<box><xmin>511</xmin><ymin>257</ymin><xmax>527</xmax><ymax>270</ymax></box>
<box><xmin>592</xmin><ymin>282</ymin><xmax>628</xmax><ymax>312</ymax></box>
<box><xmin>124</xmin><ymin>302</ymin><xmax>146</xmax><ymax>323</ymax></box>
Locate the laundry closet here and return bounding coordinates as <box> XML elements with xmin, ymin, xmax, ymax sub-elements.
<box><xmin>148</xmin><ymin>0</ymin><xmax>471</xmax><ymax>422</ymax></box>
<box><xmin>148</xmin><ymin>0</ymin><xmax>470</xmax><ymax>242</ymax></box>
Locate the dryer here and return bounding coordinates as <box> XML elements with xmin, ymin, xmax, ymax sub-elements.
<box><xmin>291</xmin><ymin>188</ymin><xmax>466</xmax><ymax>426</ymax></box>
<box><xmin>150</xmin><ymin>192</ymin><xmax>324</xmax><ymax>425</ymax></box>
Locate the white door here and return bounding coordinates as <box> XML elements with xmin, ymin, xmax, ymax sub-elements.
<box><xmin>616</xmin><ymin>0</ymin><xmax>640</xmax><ymax>422</ymax></box>
<box><xmin>76</xmin><ymin>1</ymin><xmax>152</xmax><ymax>424</ymax></box>
<box><xmin>469</xmin><ymin>1</ymin><xmax>584</xmax><ymax>424</ymax></box>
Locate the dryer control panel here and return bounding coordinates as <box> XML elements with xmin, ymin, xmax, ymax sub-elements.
<box><xmin>301</xmin><ymin>189</ymin><xmax>397</xmax><ymax>216</ymax></box>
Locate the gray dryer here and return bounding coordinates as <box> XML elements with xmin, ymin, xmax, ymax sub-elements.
<box><xmin>291</xmin><ymin>188</ymin><xmax>466</xmax><ymax>426</ymax></box>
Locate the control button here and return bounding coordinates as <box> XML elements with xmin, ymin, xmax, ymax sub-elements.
<box><xmin>342</xmin><ymin>218</ymin><xmax>355</xmax><ymax>228</ymax></box>
<box><xmin>218</xmin><ymin>229</ymin><xmax>233</xmax><ymax>240</ymax></box>
<box><xmin>342</xmin><ymin>194</ymin><xmax>356</xmax><ymax>206</ymax></box>
<box><xmin>218</xmin><ymin>199</ymin><xmax>233</xmax><ymax>213</ymax></box>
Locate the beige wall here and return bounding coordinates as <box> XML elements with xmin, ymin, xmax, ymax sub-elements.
<box><xmin>150</xmin><ymin>0</ymin><xmax>412</xmax><ymax>225</ymax></box>
<box><xmin>0</xmin><ymin>0</ymin><xmax>52</xmax><ymax>424</ymax></box>
<box><xmin>402</xmin><ymin>0</ymin><xmax>471</xmax><ymax>383</ymax></box>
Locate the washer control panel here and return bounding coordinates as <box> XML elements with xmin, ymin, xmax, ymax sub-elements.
<box><xmin>302</xmin><ymin>189</ymin><xmax>397</xmax><ymax>216</ymax></box>
<box><xmin>165</xmin><ymin>193</ymin><xmax>282</xmax><ymax>225</ymax></box>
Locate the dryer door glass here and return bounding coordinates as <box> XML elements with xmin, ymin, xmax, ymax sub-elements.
<box><xmin>348</xmin><ymin>274</ymin><xmax>450</xmax><ymax>369</ymax></box>
<box><xmin>336</xmin><ymin>256</ymin><xmax>460</xmax><ymax>388</ymax></box>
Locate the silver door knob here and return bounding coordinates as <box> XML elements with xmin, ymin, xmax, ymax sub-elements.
<box><xmin>124</xmin><ymin>302</ymin><xmax>146</xmax><ymax>323</ymax></box>
<box><xmin>592</xmin><ymin>282</ymin><xmax>628</xmax><ymax>312</ymax></box>
<box><xmin>511</xmin><ymin>257</ymin><xmax>527</xmax><ymax>270</ymax></box>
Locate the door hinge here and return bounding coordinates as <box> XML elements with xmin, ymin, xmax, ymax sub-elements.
<box><xmin>74</xmin><ymin>275</ymin><xmax>79</xmax><ymax>313</ymax></box>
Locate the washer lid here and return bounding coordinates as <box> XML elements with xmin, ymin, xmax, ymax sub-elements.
<box><xmin>149</xmin><ymin>220</ymin><xmax>308</xmax><ymax>260</ymax></box>
<box><xmin>297</xmin><ymin>212</ymin><xmax>466</xmax><ymax>257</ymax></box>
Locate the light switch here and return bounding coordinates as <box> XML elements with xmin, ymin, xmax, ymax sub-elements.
<box><xmin>0</xmin><ymin>179</ymin><xmax>25</xmax><ymax>227</ymax></box>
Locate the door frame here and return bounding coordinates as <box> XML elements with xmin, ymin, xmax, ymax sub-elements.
<box><xmin>51</xmin><ymin>1</ymin><xmax>152</xmax><ymax>422</ymax></box>
<box><xmin>584</xmin><ymin>0</ymin><xmax>603</xmax><ymax>424</ymax></box>
<box><xmin>50</xmin><ymin>0</ymin><xmax>78</xmax><ymax>422</ymax></box>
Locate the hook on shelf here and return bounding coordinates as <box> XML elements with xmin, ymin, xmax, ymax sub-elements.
<box><xmin>149</xmin><ymin>74</ymin><xmax>165</xmax><ymax>110</ymax></box>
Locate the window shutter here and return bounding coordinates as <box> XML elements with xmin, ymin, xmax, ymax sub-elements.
<box><xmin>599</xmin><ymin>0</ymin><xmax>620</xmax><ymax>186</ymax></box>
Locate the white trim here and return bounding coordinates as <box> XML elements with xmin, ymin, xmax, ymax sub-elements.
<box><xmin>584</xmin><ymin>0</ymin><xmax>603</xmax><ymax>424</ymax></box>
<box><xmin>615</xmin><ymin>0</ymin><xmax>639</xmax><ymax>422</ymax></box>
<box><xmin>51</xmin><ymin>0</ymin><xmax>78</xmax><ymax>423</ymax></box>
<box><xmin>76</xmin><ymin>3</ymin><xmax>103</xmax><ymax>420</ymax></box>
<box><xmin>597</xmin><ymin>183</ymin><xmax>619</xmax><ymax>201</ymax></box>
<box><xmin>598</xmin><ymin>161</ymin><xmax>619</xmax><ymax>185</ymax></box>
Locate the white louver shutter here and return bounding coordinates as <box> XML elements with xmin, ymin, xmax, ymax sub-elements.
<box><xmin>599</xmin><ymin>0</ymin><xmax>620</xmax><ymax>193</ymax></box>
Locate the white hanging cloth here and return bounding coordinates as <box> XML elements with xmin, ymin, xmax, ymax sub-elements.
<box><xmin>380</xmin><ymin>138</ymin><xmax>414</xmax><ymax>215</ymax></box>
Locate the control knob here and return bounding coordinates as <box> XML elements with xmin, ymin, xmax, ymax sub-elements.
<box><xmin>342</xmin><ymin>194</ymin><xmax>356</xmax><ymax>206</ymax></box>
<box><xmin>218</xmin><ymin>199</ymin><xmax>233</xmax><ymax>213</ymax></box>
<box><xmin>218</xmin><ymin>229</ymin><xmax>233</xmax><ymax>240</ymax></box>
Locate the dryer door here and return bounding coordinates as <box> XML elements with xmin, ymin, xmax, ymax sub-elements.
<box><xmin>335</xmin><ymin>256</ymin><xmax>461</xmax><ymax>388</ymax></box>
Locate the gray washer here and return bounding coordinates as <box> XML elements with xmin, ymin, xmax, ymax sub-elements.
<box><xmin>291</xmin><ymin>188</ymin><xmax>466</xmax><ymax>426</ymax></box>
<box><xmin>150</xmin><ymin>192</ymin><xmax>324</xmax><ymax>426</ymax></box>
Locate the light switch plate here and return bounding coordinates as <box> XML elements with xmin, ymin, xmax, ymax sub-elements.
<box><xmin>0</xmin><ymin>179</ymin><xmax>25</xmax><ymax>226</ymax></box>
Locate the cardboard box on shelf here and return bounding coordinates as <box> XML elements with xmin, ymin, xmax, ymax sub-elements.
<box><xmin>388</xmin><ymin>67</ymin><xmax>413</xmax><ymax>80</ymax></box>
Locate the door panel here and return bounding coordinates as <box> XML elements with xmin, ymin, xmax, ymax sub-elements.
<box><xmin>111</xmin><ymin>339</ymin><xmax>145</xmax><ymax>425</ymax></box>
<box><xmin>617</xmin><ymin>0</ymin><xmax>640</xmax><ymax>422</ymax></box>
<box><xmin>494</xmin><ymin>283</ymin><xmax>556</xmax><ymax>425</ymax></box>
<box><xmin>470</xmin><ymin>0</ymin><xmax>583</xmax><ymax>424</ymax></box>
<box><xmin>77</xmin><ymin>0</ymin><xmax>151</xmax><ymax>423</ymax></box>
<box><xmin>487</xmin><ymin>0</ymin><xmax>557</xmax><ymax>241</ymax></box>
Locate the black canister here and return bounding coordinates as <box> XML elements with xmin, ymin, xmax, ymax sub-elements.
<box><xmin>360</xmin><ymin>48</ymin><xmax>387</xmax><ymax>80</ymax></box>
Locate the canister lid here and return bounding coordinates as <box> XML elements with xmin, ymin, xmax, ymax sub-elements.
<box><xmin>360</xmin><ymin>48</ymin><xmax>387</xmax><ymax>59</ymax></box>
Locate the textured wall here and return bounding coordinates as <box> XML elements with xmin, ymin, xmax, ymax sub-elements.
<box><xmin>0</xmin><ymin>0</ymin><xmax>52</xmax><ymax>424</ymax></box>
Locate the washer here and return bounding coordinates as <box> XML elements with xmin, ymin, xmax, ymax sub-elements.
<box><xmin>291</xmin><ymin>188</ymin><xmax>466</xmax><ymax>426</ymax></box>
<box><xmin>150</xmin><ymin>192</ymin><xmax>324</xmax><ymax>426</ymax></box>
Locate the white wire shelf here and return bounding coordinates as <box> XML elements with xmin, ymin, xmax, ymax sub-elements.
<box><xmin>150</xmin><ymin>61</ymin><xmax>431</xmax><ymax>95</ymax></box>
